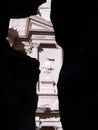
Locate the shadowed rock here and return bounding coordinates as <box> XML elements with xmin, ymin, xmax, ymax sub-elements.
<box><xmin>50</xmin><ymin>0</ymin><xmax>98</xmax><ymax>129</ymax></box>
<box><xmin>0</xmin><ymin>0</ymin><xmax>46</xmax><ymax>129</ymax></box>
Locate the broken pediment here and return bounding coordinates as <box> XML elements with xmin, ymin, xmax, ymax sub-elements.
<box><xmin>8</xmin><ymin>15</ymin><xmax>55</xmax><ymax>52</ymax></box>
<box><xmin>29</xmin><ymin>16</ymin><xmax>54</xmax><ymax>33</ymax></box>
<box><xmin>8</xmin><ymin>16</ymin><xmax>54</xmax><ymax>41</ymax></box>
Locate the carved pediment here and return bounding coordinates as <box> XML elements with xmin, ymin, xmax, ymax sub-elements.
<box><xmin>8</xmin><ymin>16</ymin><xmax>54</xmax><ymax>42</ymax></box>
<box><xmin>29</xmin><ymin>16</ymin><xmax>54</xmax><ymax>32</ymax></box>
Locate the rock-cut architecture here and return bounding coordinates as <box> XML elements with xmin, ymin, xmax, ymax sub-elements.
<box><xmin>8</xmin><ymin>0</ymin><xmax>63</xmax><ymax>129</ymax></box>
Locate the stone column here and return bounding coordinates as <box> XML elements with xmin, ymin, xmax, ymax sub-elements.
<box><xmin>29</xmin><ymin>42</ymin><xmax>40</xmax><ymax>60</ymax></box>
<box><xmin>29</xmin><ymin>41</ymin><xmax>40</xmax><ymax>92</ymax></box>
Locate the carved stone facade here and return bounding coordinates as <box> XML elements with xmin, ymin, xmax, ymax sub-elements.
<box><xmin>8</xmin><ymin>4</ymin><xmax>63</xmax><ymax>129</ymax></box>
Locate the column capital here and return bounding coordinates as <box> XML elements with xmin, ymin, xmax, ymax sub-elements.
<box><xmin>30</xmin><ymin>39</ymin><xmax>40</xmax><ymax>48</ymax></box>
<box><xmin>32</xmin><ymin>42</ymin><xmax>40</xmax><ymax>48</ymax></box>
